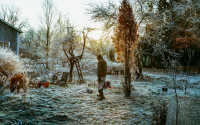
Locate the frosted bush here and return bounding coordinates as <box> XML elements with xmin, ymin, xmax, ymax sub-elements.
<box><xmin>0</xmin><ymin>48</ymin><xmax>24</xmax><ymax>88</ymax></box>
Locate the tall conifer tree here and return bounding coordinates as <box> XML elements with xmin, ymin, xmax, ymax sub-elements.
<box><xmin>113</xmin><ymin>0</ymin><xmax>138</xmax><ymax>97</ymax></box>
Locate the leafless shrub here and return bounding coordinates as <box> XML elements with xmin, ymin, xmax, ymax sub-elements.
<box><xmin>0</xmin><ymin>48</ymin><xmax>24</xmax><ymax>92</ymax></box>
<box><xmin>0</xmin><ymin>5</ymin><xmax>28</xmax><ymax>30</ymax></box>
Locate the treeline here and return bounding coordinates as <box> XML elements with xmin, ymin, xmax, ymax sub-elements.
<box><xmin>139</xmin><ymin>0</ymin><xmax>200</xmax><ymax>72</ymax></box>
<box><xmin>87</xmin><ymin>0</ymin><xmax>200</xmax><ymax>72</ymax></box>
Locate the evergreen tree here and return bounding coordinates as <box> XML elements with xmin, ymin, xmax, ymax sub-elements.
<box><xmin>113</xmin><ymin>0</ymin><xmax>138</xmax><ymax>97</ymax></box>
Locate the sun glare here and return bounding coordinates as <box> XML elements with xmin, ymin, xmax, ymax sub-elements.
<box><xmin>89</xmin><ymin>29</ymin><xmax>103</xmax><ymax>40</ymax></box>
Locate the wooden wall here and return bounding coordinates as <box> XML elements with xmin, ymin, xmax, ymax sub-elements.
<box><xmin>0</xmin><ymin>21</ymin><xmax>19</xmax><ymax>55</ymax></box>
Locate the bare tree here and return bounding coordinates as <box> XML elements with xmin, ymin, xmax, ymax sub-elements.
<box><xmin>39</xmin><ymin>0</ymin><xmax>57</xmax><ymax>69</ymax></box>
<box><xmin>62</xmin><ymin>28</ymin><xmax>93</xmax><ymax>82</ymax></box>
<box><xmin>39</xmin><ymin>0</ymin><xmax>56</xmax><ymax>69</ymax></box>
<box><xmin>86</xmin><ymin>0</ymin><xmax>118</xmax><ymax>31</ymax></box>
<box><xmin>50</xmin><ymin>14</ymin><xmax>73</xmax><ymax>70</ymax></box>
<box><xmin>0</xmin><ymin>5</ymin><xmax>28</xmax><ymax>29</ymax></box>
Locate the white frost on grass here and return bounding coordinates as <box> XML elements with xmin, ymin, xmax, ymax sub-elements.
<box><xmin>0</xmin><ymin>48</ymin><xmax>24</xmax><ymax>76</ymax></box>
<box><xmin>0</xmin><ymin>71</ymin><xmax>200</xmax><ymax>124</ymax></box>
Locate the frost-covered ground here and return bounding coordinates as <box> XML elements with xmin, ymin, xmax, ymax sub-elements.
<box><xmin>0</xmin><ymin>77</ymin><xmax>152</xmax><ymax>124</ymax></box>
<box><xmin>0</xmin><ymin>69</ymin><xmax>200</xmax><ymax>125</ymax></box>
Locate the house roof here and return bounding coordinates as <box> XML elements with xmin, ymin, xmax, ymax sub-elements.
<box><xmin>0</xmin><ymin>18</ymin><xmax>22</xmax><ymax>33</ymax></box>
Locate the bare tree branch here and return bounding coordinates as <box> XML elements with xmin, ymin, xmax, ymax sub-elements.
<box><xmin>86</xmin><ymin>0</ymin><xmax>118</xmax><ymax>30</ymax></box>
<box><xmin>0</xmin><ymin>5</ymin><xmax>28</xmax><ymax>30</ymax></box>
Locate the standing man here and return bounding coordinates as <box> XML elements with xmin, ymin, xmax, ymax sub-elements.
<box><xmin>97</xmin><ymin>55</ymin><xmax>107</xmax><ymax>100</ymax></box>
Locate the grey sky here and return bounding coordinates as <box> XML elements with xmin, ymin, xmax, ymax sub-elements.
<box><xmin>0</xmin><ymin>0</ymin><xmax>115</xmax><ymax>39</ymax></box>
<box><xmin>0</xmin><ymin>0</ymin><xmax>104</xmax><ymax>29</ymax></box>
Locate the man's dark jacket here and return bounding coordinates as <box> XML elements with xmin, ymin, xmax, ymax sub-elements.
<box><xmin>97</xmin><ymin>59</ymin><xmax>107</xmax><ymax>77</ymax></box>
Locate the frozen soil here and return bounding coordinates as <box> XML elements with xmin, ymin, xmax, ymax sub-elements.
<box><xmin>0</xmin><ymin>71</ymin><xmax>200</xmax><ymax>125</ymax></box>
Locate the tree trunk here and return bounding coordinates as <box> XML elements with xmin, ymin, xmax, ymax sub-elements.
<box><xmin>46</xmin><ymin>49</ymin><xmax>49</xmax><ymax>69</ymax></box>
<box><xmin>137</xmin><ymin>44</ymin><xmax>143</xmax><ymax>79</ymax></box>
<box><xmin>142</xmin><ymin>55</ymin><xmax>147</xmax><ymax>67</ymax></box>
<box><xmin>124</xmin><ymin>43</ymin><xmax>131</xmax><ymax>97</ymax></box>
<box><xmin>46</xmin><ymin>27</ymin><xmax>50</xmax><ymax>69</ymax></box>
<box><xmin>46</xmin><ymin>43</ymin><xmax>49</xmax><ymax>69</ymax></box>
<box><xmin>69</xmin><ymin>59</ymin><xmax>74</xmax><ymax>82</ymax></box>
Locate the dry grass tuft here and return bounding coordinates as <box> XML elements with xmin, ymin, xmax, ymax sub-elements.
<box><xmin>0</xmin><ymin>48</ymin><xmax>24</xmax><ymax>89</ymax></box>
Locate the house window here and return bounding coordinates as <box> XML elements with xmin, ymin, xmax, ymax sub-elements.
<box><xmin>0</xmin><ymin>42</ymin><xmax>3</xmax><ymax>48</ymax></box>
<box><xmin>4</xmin><ymin>42</ymin><xmax>9</xmax><ymax>48</ymax></box>
<box><xmin>0</xmin><ymin>41</ymin><xmax>10</xmax><ymax>49</ymax></box>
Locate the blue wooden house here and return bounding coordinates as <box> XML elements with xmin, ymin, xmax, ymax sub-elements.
<box><xmin>0</xmin><ymin>18</ymin><xmax>22</xmax><ymax>55</ymax></box>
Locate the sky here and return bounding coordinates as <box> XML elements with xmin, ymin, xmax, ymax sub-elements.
<box><xmin>0</xmin><ymin>0</ymin><xmax>110</xmax><ymax>39</ymax></box>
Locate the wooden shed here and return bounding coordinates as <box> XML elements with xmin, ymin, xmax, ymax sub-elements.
<box><xmin>0</xmin><ymin>18</ymin><xmax>22</xmax><ymax>55</ymax></box>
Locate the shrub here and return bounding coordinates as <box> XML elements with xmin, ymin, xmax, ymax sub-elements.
<box><xmin>0</xmin><ymin>48</ymin><xmax>24</xmax><ymax>89</ymax></box>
